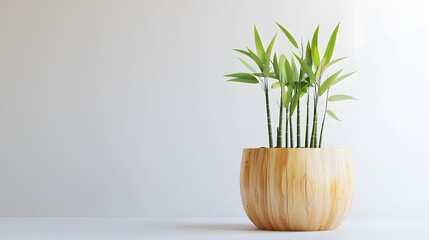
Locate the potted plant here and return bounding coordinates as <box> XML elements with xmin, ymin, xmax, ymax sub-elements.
<box><xmin>226</xmin><ymin>23</ymin><xmax>356</xmax><ymax>231</ymax></box>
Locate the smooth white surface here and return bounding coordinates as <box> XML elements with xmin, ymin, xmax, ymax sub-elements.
<box><xmin>1</xmin><ymin>0</ymin><xmax>429</xmax><ymax>218</ymax></box>
<box><xmin>0</xmin><ymin>218</ymin><xmax>428</xmax><ymax>240</ymax></box>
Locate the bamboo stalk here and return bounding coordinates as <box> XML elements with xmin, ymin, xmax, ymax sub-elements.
<box><xmin>289</xmin><ymin>112</ymin><xmax>294</xmax><ymax>147</ymax></box>
<box><xmin>276</xmin><ymin>95</ymin><xmax>284</xmax><ymax>148</ymax></box>
<box><xmin>297</xmin><ymin>50</ymin><xmax>304</xmax><ymax>148</ymax></box>
<box><xmin>264</xmin><ymin>86</ymin><xmax>273</xmax><ymax>148</ymax></box>
<box><xmin>305</xmin><ymin>92</ymin><xmax>310</xmax><ymax>147</ymax></box>
<box><xmin>296</xmin><ymin>93</ymin><xmax>301</xmax><ymax>147</ymax></box>
<box><xmin>285</xmin><ymin>109</ymin><xmax>289</xmax><ymax>148</ymax></box>
<box><xmin>318</xmin><ymin>89</ymin><xmax>330</xmax><ymax>148</ymax></box>
<box><xmin>310</xmin><ymin>89</ymin><xmax>318</xmax><ymax>148</ymax></box>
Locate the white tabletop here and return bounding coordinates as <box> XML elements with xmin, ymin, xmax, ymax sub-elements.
<box><xmin>0</xmin><ymin>217</ymin><xmax>427</xmax><ymax>240</ymax></box>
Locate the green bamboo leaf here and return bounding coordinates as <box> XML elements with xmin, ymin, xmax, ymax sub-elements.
<box><xmin>324</xmin><ymin>57</ymin><xmax>347</xmax><ymax>69</ymax></box>
<box><xmin>254</xmin><ymin>25</ymin><xmax>266</xmax><ymax>63</ymax></box>
<box><xmin>323</xmin><ymin>23</ymin><xmax>340</xmax><ymax>64</ymax></box>
<box><xmin>263</xmin><ymin>34</ymin><xmax>277</xmax><ymax>77</ymax></box>
<box><xmin>282</xmin><ymin>87</ymin><xmax>293</xmax><ymax>107</ymax></box>
<box><xmin>247</xmin><ymin>48</ymin><xmax>264</xmax><ymax>71</ymax></box>
<box><xmin>271</xmin><ymin>82</ymin><xmax>281</xmax><ymax>88</ymax></box>
<box><xmin>253</xmin><ymin>72</ymin><xmax>276</xmax><ymax>78</ymax></box>
<box><xmin>331</xmin><ymin>71</ymin><xmax>356</xmax><ymax>85</ymax></box>
<box><xmin>326</xmin><ymin>110</ymin><xmax>341</xmax><ymax>121</ymax></box>
<box><xmin>302</xmin><ymin>76</ymin><xmax>311</xmax><ymax>84</ymax></box>
<box><xmin>276</xmin><ymin>22</ymin><xmax>298</xmax><ymax>48</ymax></box>
<box><xmin>234</xmin><ymin>48</ymin><xmax>263</xmax><ymax>71</ymax></box>
<box><xmin>328</xmin><ymin>94</ymin><xmax>357</xmax><ymax>102</ymax></box>
<box><xmin>279</xmin><ymin>54</ymin><xmax>288</xmax><ymax>107</ymax></box>
<box><xmin>238</xmin><ymin>57</ymin><xmax>257</xmax><ymax>73</ymax></box>
<box><xmin>312</xmin><ymin>45</ymin><xmax>320</xmax><ymax>68</ymax></box>
<box><xmin>315</xmin><ymin>57</ymin><xmax>326</xmax><ymax>80</ymax></box>
<box><xmin>290</xmin><ymin>93</ymin><xmax>299</xmax><ymax>114</ymax></box>
<box><xmin>299</xmin><ymin>82</ymin><xmax>309</xmax><ymax>92</ymax></box>
<box><xmin>294</xmin><ymin>53</ymin><xmax>315</xmax><ymax>84</ymax></box>
<box><xmin>312</xmin><ymin>25</ymin><xmax>319</xmax><ymax>49</ymax></box>
<box><xmin>291</xmin><ymin>57</ymin><xmax>297</xmax><ymax>73</ymax></box>
<box><xmin>318</xmin><ymin>69</ymin><xmax>343</xmax><ymax>96</ymax></box>
<box><xmin>284</xmin><ymin>58</ymin><xmax>294</xmax><ymax>85</ymax></box>
<box><xmin>273</xmin><ymin>53</ymin><xmax>279</xmax><ymax>78</ymax></box>
<box><xmin>265</xmin><ymin>34</ymin><xmax>277</xmax><ymax>60</ymax></box>
<box><xmin>291</xmin><ymin>58</ymin><xmax>299</xmax><ymax>82</ymax></box>
<box><xmin>224</xmin><ymin>72</ymin><xmax>258</xmax><ymax>79</ymax></box>
<box><xmin>305</xmin><ymin>41</ymin><xmax>312</xmax><ymax>67</ymax></box>
<box><xmin>269</xmin><ymin>72</ymin><xmax>279</xmax><ymax>79</ymax></box>
<box><xmin>227</xmin><ymin>78</ymin><xmax>259</xmax><ymax>84</ymax></box>
<box><xmin>279</xmin><ymin>54</ymin><xmax>287</xmax><ymax>83</ymax></box>
<box><xmin>282</xmin><ymin>88</ymin><xmax>288</xmax><ymax>106</ymax></box>
<box><xmin>299</xmin><ymin>88</ymin><xmax>307</xmax><ymax>98</ymax></box>
<box><xmin>233</xmin><ymin>48</ymin><xmax>251</xmax><ymax>58</ymax></box>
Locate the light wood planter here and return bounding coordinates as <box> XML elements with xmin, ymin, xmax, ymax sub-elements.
<box><xmin>240</xmin><ymin>148</ymin><xmax>354</xmax><ymax>231</ymax></box>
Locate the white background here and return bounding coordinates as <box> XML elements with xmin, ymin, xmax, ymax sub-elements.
<box><xmin>0</xmin><ymin>0</ymin><xmax>428</xmax><ymax>219</ymax></box>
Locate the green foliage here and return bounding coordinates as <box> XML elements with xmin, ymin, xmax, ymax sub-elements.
<box><xmin>334</xmin><ymin>72</ymin><xmax>356</xmax><ymax>85</ymax></box>
<box><xmin>225</xmin><ymin>73</ymin><xmax>259</xmax><ymax>84</ymax></box>
<box><xmin>325</xmin><ymin>57</ymin><xmax>347</xmax><ymax>69</ymax></box>
<box><xmin>305</xmin><ymin>41</ymin><xmax>313</xmax><ymax>67</ymax></box>
<box><xmin>318</xmin><ymin>69</ymin><xmax>343</xmax><ymax>96</ymax></box>
<box><xmin>323</xmin><ymin>23</ymin><xmax>340</xmax><ymax>64</ymax></box>
<box><xmin>247</xmin><ymin>48</ymin><xmax>264</xmax><ymax>71</ymax></box>
<box><xmin>276</xmin><ymin>22</ymin><xmax>298</xmax><ymax>48</ymax></box>
<box><xmin>227</xmin><ymin>78</ymin><xmax>259</xmax><ymax>84</ymax></box>
<box><xmin>328</xmin><ymin>94</ymin><xmax>357</xmax><ymax>102</ymax></box>
<box><xmin>327</xmin><ymin>110</ymin><xmax>341</xmax><ymax>121</ymax></box>
<box><xmin>264</xmin><ymin>34</ymin><xmax>277</xmax><ymax>76</ymax></box>
<box><xmin>233</xmin><ymin>48</ymin><xmax>263</xmax><ymax>71</ymax></box>
<box><xmin>272</xmin><ymin>53</ymin><xmax>279</xmax><ymax>77</ymax></box>
<box><xmin>224</xmin><ymin>72</ymin><xmax>257</xmax><ymax>79</ymax></box>
<box><xmin>238</xmin><ymin>57</ymin><xmax>257</xmax><ymax>73</ymax></box>
<box><xmin>226</xmin><ymin>22</ymin><xmax>356</xmax><ymax>148</ymax></box>
<box><xmin>254</xmin><ymin>26</ymin><xmax>266</xmax><ymax>63</ymax></box>
<box><xmin>284</xmin><ymin>58</ymin><xmax>294</xmax><ymax>85</ymax></box>
<box><xmin>312</xmin><ymin>25</ymin><xmax>319</xmax><ymax>49</ymax></box>
<box><xmin>271</xmin><ymin>82</ymin><xmax>281</xmax><ymax>88</ymax></box>
<box><xmin>312</xmin><ymin>45</ymin><xmax>320</xmax><ymax>68</ymax></box>
<box><xmin>294</xmin><ymin>54</ymin><xmax>315</xmax><ymax>84</ymax></box>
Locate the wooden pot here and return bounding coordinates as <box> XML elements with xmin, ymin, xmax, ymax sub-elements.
<box><xmin>240</xmin><ymin>148</ymin><xmax>354</xmax><ymax>231</ymax></box>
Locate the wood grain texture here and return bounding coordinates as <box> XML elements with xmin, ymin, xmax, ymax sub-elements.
<box><xmin>240</xmin><ymin>148</ymin><xmax>354</xmax><ymax>231</ymax></box>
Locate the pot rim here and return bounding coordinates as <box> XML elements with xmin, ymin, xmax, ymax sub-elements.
<box><xmin>243</xmin><ymin>147</ymin><xmax>351</xmax><ymax>150</ymax></box>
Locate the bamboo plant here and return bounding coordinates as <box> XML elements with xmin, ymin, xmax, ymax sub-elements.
<box><xmin>225</xmin><ymin>23</ymin><xmax>356</xmax><ymax>148</ymax></box>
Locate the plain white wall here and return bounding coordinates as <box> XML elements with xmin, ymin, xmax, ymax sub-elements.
<box><xmin>0</xmin><ymin>0</ymin><xmax>428</xmax><ymax>218</ymax></box>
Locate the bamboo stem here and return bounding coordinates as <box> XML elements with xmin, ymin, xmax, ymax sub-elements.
<box><xmin>305</xmin><ymin>92</ymin><xmax>310</xmax><ymax>148</ymax></box>
<box><xmin>318</xmin><ymin>89</ymin><xmax>330</xmax><ymax>148</ymax></box>
<box><xmin>264</xmin><ymin>86</ymin><xmax>273</xmax><ymax>148</ymax></box>
<box><xmin>296</xmin><ymin>92</ymin><xmax>301</xmax><ymax>147</ymax></box>
<box><xmin>310</xmin><ymin>88</ymin><xmax>318</xmax><ymax>148</ymax></box>
<box><xmin>289</xmin><ymin>112</ymin><xmax>294</xmax><ymax>147</ymax></box>
<box><xmin>285</xmin><ymin>109</ymin><xmax>289</xmax><ymax>148</ymax></box>
<box><xmin>276</xmin><ymin>95</ymin><xmax>284</xmax><ymax>148</ymax></box>
<box><xmin>297</xmin><ymin>50</ymin><xmax>304</xmax><ymax>148</ymax></box>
